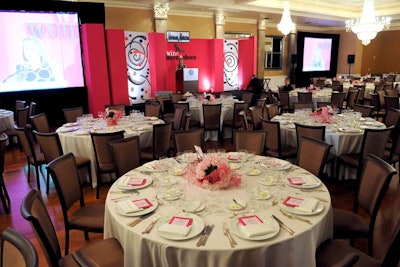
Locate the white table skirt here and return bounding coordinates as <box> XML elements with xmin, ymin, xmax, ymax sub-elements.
<box><xmin>104</xmin><ymin>155</ymin><xmax>333</xmax><ymax>267</ymax></box>
<box><xmin>0</xmin><ymin>110</ymin><xmax>14</xmax><ymax>132</ymax></box>
<box><xmin>57</xmin><ymin>116</ymin><xmax>164</xmax><ymax>187</ymax></box>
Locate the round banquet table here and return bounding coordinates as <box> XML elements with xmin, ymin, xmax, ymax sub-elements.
<box><xmin>0</xmin><ymin>109</ymin><xmax>14</xmax><ymax>132</ymax></box>
<box><xmin>56</xmin><ymin>114</ymin><xmax>164</xmax><ymax>187</ymax></box>
<box><xmin>104</xmin><ymin>154</ymin><xmax>333</xmax><ymax>267</ymax></box>
<box><xmin>272</xmin><ymin>111</ymin><xmax>386</xmax><ymax>179</ymax></box>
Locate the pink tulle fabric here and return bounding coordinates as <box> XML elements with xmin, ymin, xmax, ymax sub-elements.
<box><xmin>310</xmin><ymin>106</ymin><xmax>332</xmax><ymax>123</ymax></box>
<box><xmin>101</xmin><ymin>109</ymin><xmax>124</xmax><ymax>126</ymax></box>
<box><xmin>183</xmin><ymin>156</ymin><xmax>241</xmax><ymax>190</ymax></box>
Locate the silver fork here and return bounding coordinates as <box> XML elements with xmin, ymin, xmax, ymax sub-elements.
<box><xmin>222</xmin><ymin>222</ymin><xmax>237</xmax><ymax>247</ymax></box>
<box><xmin>142</xmin><ymin>214</ymin><xmax>162</xmax><ymax>234</ymax></box>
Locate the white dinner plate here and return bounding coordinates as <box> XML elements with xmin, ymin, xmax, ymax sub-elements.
<box><xmin>227</xmin><ymin>199</ymin><xmax>247</xmax><ymax>210</ymax></box>
<box><xmin>279</xmin><ymin>197</ymin><xmax>324</xmax><ymax>216</ymax></box>
<box><xmin>114</xmin><ymin>197</ymin><xmax>158</xmax><ymax>217</ymax></box>
<box><xmin>283</xmin><ymin>175</ymin><xmax>321</xmax><ymax>189</ymax></box>
<box><xmin>226</xmin><ymin>152</ymin><xmax>247</xmax><ymax>162</ymax></box>
<box><xmin>157</xmin><ymin>213</ymin><xmax>205</xmax><ymax>241</ymax></box>
<box><xmin>183</xmin><ymin>201</ymin><xmax>206</xmax><ymax>212</ymax></box>
<box><xmin>142</xmin><ymin>161</ymin><xmax>170</xmax><ymax>172</ymax></box>
<box><xmin>117</xmin><ymin>175</ymin><xmax>153</xmax><ymax>190</ymax></box>
<box><xmin>260</xmin><ymin>158</ymin><xmax>291</xmax><ymax>171</ymax></box>
<box><xmin>64</xmin><ymin>122</ymin><xmax>79</xmax><ymax>127</ymax></box>
<box><xmin>229</xmin><ymin>162</ymin><xmax>241</xmax><ymax>170</ymax></box>
<box><xmin>229</xmin><ymin>215</ymin><xmax>280</xmax><ymax>241</ymax></box>
<box><xmin>246</xmin><ymin>168</ymin><xmax>262</xmax><ymax>176</ymax></box>
<box><xmin>58</xmin><ymin>127</ymin><xmax>78</xmax><ymax>133</ymax></box>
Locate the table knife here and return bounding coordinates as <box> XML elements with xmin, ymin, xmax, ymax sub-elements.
<box><xmin>196</xmin><ymin>225</ymin><xmax>209</xmax><ymax>247</ymax></box>
<box><xmin>201</xmin><ymin>224</ymin><xmax>214</xmax><ymax>246</ymax></box>
<box><xmin>272</xmin><ymin>215</ymin><xmax>295</xmax><ymax>236</ymax></box>
<box><xmin>127</xmin><ymin>211</ymin><xmax>154</xmax><ymax>227</ymax></box>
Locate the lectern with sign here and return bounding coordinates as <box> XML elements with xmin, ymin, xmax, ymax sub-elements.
<box><xmin>176</xmin><ymin>68</ymin><xmax>198</xmax><ymax>94</ymax></box>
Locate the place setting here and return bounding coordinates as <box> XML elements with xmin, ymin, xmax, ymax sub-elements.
<box><xmin>278</xmin><ymin>195</ymin><xmax>325</xmax><ymax>216</ymax></box>
<box><xmin>227</xmin><ymin>214</ymin><xmax>280</xmax><ymax>241</ymax></box>
<box><xmin>156</xmin><ymin>213</ymin><xmax>206</xmax><ymax>241</ymax></box>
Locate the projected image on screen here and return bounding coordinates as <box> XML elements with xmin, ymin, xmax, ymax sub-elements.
<box><xmin>0</xmin><ymin>11</ymin><xmax>84</xmax><ymax>92</ymax></box>
<box><xmin>302</xmin><ymin>37</ymin><xmax>332</xmax><ymax>72</ymax></box>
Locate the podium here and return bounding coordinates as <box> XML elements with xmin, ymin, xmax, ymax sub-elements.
<box><xmin>176</xmin><ymin>68</ymin><xmax>198</xmax><ymax>94</ymax></box>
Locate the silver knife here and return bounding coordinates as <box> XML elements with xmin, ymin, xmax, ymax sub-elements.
<box><xmin>196</xmin><ymin>225</ymin><xmax>209</xmax><ymax>247</ymax></box>
<box><xmin>200</xmin><ymin>224</ymin><xmax>214</xmax><ymax>246</ymax></box>
<box><xmin>127</xmin><ymin>211</ymin><xmax>154</xmax><ymax>227</ymax></box>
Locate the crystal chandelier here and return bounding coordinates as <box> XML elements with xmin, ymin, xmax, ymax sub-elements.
<box><xmin>345</xmin><ymin>0</ymin><xmax>391</xmax><ymax>46</ymax></box>
<box><xmin>277</xmin><ymin>1</ymin><xmax>296</xmax><ymax>35</ymax></box>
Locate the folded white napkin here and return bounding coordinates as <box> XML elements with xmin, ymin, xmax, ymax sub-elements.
<box><xmin>295</xmin><ymin>198</ymin><xmax>320</xmax><ymax>213</ymax></box>
<box><xmin>227</xmin><ymin>152</ymin><xmax>240</xmax><ymax>161</ymax></box>
<box><xmin>116</xmin><ymin>199</ymin><xmax>143</xmax><ymax>214</ymax></box>
<box><xmin>123</xmin><ymin>177</ymin><xmax>146</xmax><ymax>186</ymax></box>
<box><xmin>238</xmin><ymin>215</ymin><xmax>275</xmax><ymax>237</ymax></box>
<box><xmin>287</xmin><ymin>176</ymin><xmax>317</xmax><ymax>186</ymax></box>
<box><xmin>158</xmin><ymin>216</ymin><xmax>193</xmax><ymax>237</ymax></box>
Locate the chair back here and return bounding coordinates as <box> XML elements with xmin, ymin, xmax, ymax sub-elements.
<box><xmin>356</xmin><ymin>85</ymin><xmax>365</xmax><ymax>103</ymax></box>
<box><xmin>62</xmin><ymin>106</ymin><xmax>84</xmax><ymax>123</ymax></box>
<box><xmin>15</xmin><ymin>100</ymin><xmax>26</xmax><ymax>111</ymax></box>
<box><xmin>382</xmin><ymin>216</ymin><xmax>400</xmax><ymax>267</ymax></box>
<box><xmin>238</xmin><ymin>111</ymin><xmax>249</xmax><ymax>130</ymax></box>
<box><xmin>90</xmin><ymin>131</ymin><xmax>125</xmax><ymax>173</ymax></box>
<box><xmin>183</xmin><ymin>112</ymin><xmax>192</xmax><ymax>130</ymax></box>
<box><xmin>172</xmin><ymin>107</ymin><xmax>186</xmax><ymax>131</ymax></box>
<box><xmin>145</xmin><ymin>102</ymin><xmax>161</xmax><ymax>118</ymax></box>
<box><xmin>353</xmin><ymin>104</ymin><xmax>374</xmax><ymax>117</ymax></box>
<box><xmin>33</xmin><ymin>131</ymin><xmax>63</xmax><ymax>163</ymax></box>
<box><xmin>15</xmin><ymin>106</ymin><xmax>29</xmax><ymax>128</ymax></box>
<box><xmin>202</xmin><ymin>104</ymin><xmax>222</xmax><ymax>131</ymax></box>
<box><xmin>295</xmin><ymin>123</ymin><xmax>325</xmax><ymax>147</ymax></box>
<box><xmin>317</xmin><ymin>102</ymin><xmax>332</xmax><ymax>108</ymax></box>
<box><xmin>171</xmin><ymin>93</ymin><xmax>182</xmax><ymax>103</ymax></box>
<box><xmin>256</xmin><ymin>98</ymin><xmax>266</xmax><ymax>108</ymax></box>
<box><xmin>293</xmin><ymin>102</ymin><xmax>313</xmax><ymax>112</ymax></box>
<box><xmin>233</xmin><ymin>130</ymin><xmax>266</xmax><ymax>155</ymax></box>
<box><xmin>15</xmin><ymin>127</ymin><xmax>36</xmax><ymax>159</ymax></box>
<box><xmin>265</xmin><ymin>104</ymin><xmax>279</xmax><ymax>120</ymax></box>
<box><xmin>383</xmin><ymin>108</ymin><xmax>400</xmax><ymax>128</ymax></box>
<box><xmin>108</xmin><ymin>136</ymin><xmax>141</xmax><ymax>177</ymax></box>
<box><xmin>46</xmin><ymin>153</ymin><xmax>83</xmax><ymax>213</ymax></box>
<box><xmin>297</xmin><ymin>92</ymin><xmax>312</xmax><ymax>103</ymax></box>
<box><xmin>20</xmin><ymin>189</ymin><xmax>62</xmax><ymax>267</ymax></box>
<box><xmin>30</xmin><ymin>113</ymin><xmax>50</xmax><ymax>133</ymax></box>
<box><xmin>174</xmin><ymin>102</ymin><xmax>189</xmax><ymax>113</ymax></box>
<box><xmin>347</xmin><ymin>89</ymin><xmax>359</xmax><ymax>109</ymax></box>
<box><xmin>105</xmin><ymin>104</ymin><xmax>126</xmax><ymax>115</ymax></box>
<box><xmin>0</xmin><ymin>227</ymin><xmax>38</xmax><ymax>267</ymax></box>
<box><xmin>0</xmin><ymin>133</ymin><xmax>8</xmax><ymax>175</ymax></box>
<box><xmin>241</xmin><ymin>92</ymin><xmax>254</xmax><ymax>103</ymax></box>
<box><xmin>331</xmin><ymin>92</ymin><xmax>346</xmax><ymax>109</ymax></box>
<box><xmin>28</xmin><ymin>102</ymin><xmax>36</xmax><ymax>117</ymax></box>
<box><xmin>232</xmin><ymin>102</ymin><xmax>249</xmax><ymax>128</ymax></box>
<box><xmin>385</xmin><ymin>89</ymin><xmax>399</xmax><ymax>97</ymax></box>
<box><xmin>152</xmin><ymin>123</ymin><xmax>172</xmax><ymax>159</ymax></box>
<box><xmin>384</xmin><ymin>96</ymin><xmax>400</xmax><ymax>110</ymax></box>
<box><xmin>260</xmin><ymin>118</ymin><xmax>281</xmax><ymax>152</ymax></box>
<box><xmin>279</xmin><ymin>91</ymin><xmax>290</xmax><ymax>110</ymax></box>
<box><xmin>296</xmin><ymin>137</ymin><xmax>332</xmax><ymax>177</ymax></box>
<box><xmin>360</xmin><ymin>127</ymin><xmax>393</xmax><ymax>162</ymax></box>
<box><xmin>249</xmin><ymin>106</ymin><xmax>262</xmax><ymax>130</ymax></box>
<box><xmin>174</xmin><ymin>130</ymin><xmax>204</xmax><ymax>153</ymax></box>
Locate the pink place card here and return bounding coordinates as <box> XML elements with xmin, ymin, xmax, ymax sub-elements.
<box><xmin>132</xmin><ymin>198</ymin><xmax>153</xmax><ymax>209</ymax></box>
<box><xmin>238</xmin><ymin>215</ymin><xmax>264</xmax><ymax>226</ymax></box>
<box><xmin>287</xmin><ymin>177</ymin><xmax>306</xmax><ymax>185</ymax></box>
<box><xmin>127</xmin><ymin>178</ymin><xmax>147</xmax><ymax>186</ymax></box>
<box><xmin>168</xmin><ymin>216</ymin><xmax>193</xmax><ymax>227</ymax></box>
<box><xmin>282</xmin><ymin>196</ymin><xmax>304</xmax><ymax>208</ymax></box>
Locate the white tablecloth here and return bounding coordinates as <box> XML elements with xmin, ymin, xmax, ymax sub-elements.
<box><xmin>289</xmin><ymin>88</ymin><xmax>332</xmax><ymax>109</ymax></box>
<box><xmin>57</xmin><ymin>115</ymin><xmax>164</xmax><ymax>187</ymax></box>
<box><xmin>0</xmin><ymin>109</ymin><xmax>14</xmax><ymax>132</ymax></box>
<box><xmin>104</xmin><ymin>155</ymin><xmax>333</xmax><ymax>267</ymax></box>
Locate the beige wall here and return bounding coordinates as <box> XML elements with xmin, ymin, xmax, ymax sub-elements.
<box><xmin>104</xmin><ymin>6</ymin><xmax>400</xmax><ymax>77</ymax></box>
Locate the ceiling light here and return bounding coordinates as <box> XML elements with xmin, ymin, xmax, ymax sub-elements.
<box><xmin>277</xmin><ymin>1</ymin><xmax>296</xmax><ymax>36</ymax></box>
<box><xmin>345</xmin><ymin>0</ymin><xmax>390</xmax><ymax>46</ymax></box>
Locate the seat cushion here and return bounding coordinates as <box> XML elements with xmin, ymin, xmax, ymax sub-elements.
<box><xmin>333</xmin><ymin>208</ymin><xmax>369</xmax><ymax>239</ymax></box>
<box><xmin>75</xmin><ymin>156</ymin><xmax>90</xmax><ymax>167</ymax></box>
<box><xmin>59</xmin><ymin>253</ymin><xmax>80</xmax><ymax>267</ymax></box>
<box><xmin>338</xmin><ymin>153</ymin><xmax>359</xmax><ymax>168</ymax></box>
<box><xmin>69</xmin><ymin>204</ymin><xmax>105</xmax><ymax>231</ymax></box>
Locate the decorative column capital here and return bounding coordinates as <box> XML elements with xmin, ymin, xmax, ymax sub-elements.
<box><xmin>215</xmin><ymin>12</ymin><xmax>225</xmax><ymax>25</ymax></box>
<box><xmin>154</xmin><ymin>3</ymin><xmax>169</xmax><ymax>19</ymax></box>
<box><xmin>258</xmin><ymin>18</ymin><xmax>267</xmax><ymax>30</ymax></box>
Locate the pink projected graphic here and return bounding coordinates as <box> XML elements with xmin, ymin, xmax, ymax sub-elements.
<box><xmin>302</xmin><ymin>37</ymin><xmax>332</xmax><ymax>72</ymax></box>
<box><xmin>0</xmin><ymin>11</ymin><xmax>84</xmax><ymax>92</ymax></box>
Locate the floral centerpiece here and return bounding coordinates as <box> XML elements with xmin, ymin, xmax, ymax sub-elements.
<box><xmin>202</xmin><ymin>92</ymin><xmax>216</xmax><ymax>104</ymax></box>
<box><xmin>310</xmin><ymin>106</ymin><xmax>333</xmax><ymax>123</ymax></box>
<box><xmin>183</xmin><ymin>156</ymin><xmax>241</xmax><ymax>190</ymax></box>
<box><xmin>101</xmin><ymin>108</ymin><xmax>124</xmax><ymax>126</ymax></box>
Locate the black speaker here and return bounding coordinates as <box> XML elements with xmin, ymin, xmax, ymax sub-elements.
<box><xmin>291</xmin><ymin>54</ymin><xmax>297</xmax><ymax>64</ymax></box>
<box><xmin>347</xmin><ymin>54</ymin><xmax>355</xmax><ymax>64</ymax></box>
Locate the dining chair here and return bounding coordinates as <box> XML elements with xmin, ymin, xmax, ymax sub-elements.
<box><xmin>26</xmin><ymin>101</ymin><xmax>37</xmax><ymax>131</ymax></box>
<box><xmin>278</xmin><ymin>91</ymin><xmax>291</xmax><ymax>113</ymax></box>
<box><xmin>108</xmin><ymin>136</ymin><xmax>141</xmax><ymax>177</ymax></box>
<box><xmin>144</xmin><ymin>102</ymin><xmax>161</xmax><ymax>118</ymax></box>
<box><xmin>241</xmin><ymin>91</ymin><xmax>254</xmax><ymax>103</ymax></box>
<box><xmin>30</xmin><ymin>113</ymin><xmax>50</xmax><ymax>133</ymax></box>
<box><xmin>183</xmin><ymin>111</ymin><xmax>192</xmax><ymax>130</ymax></box>
<box><xmin>33</xmin><ymin>131</ymin><xmax>92</xmax><ymax>194</ymax></box>
<box><xmin>369</xmin><ymin>93</ymin><xmax>386</xmax><ymax>120</ymax></box>
<box><xmin>62</xmin><ymin>106</ymin><xmax>84</xmax><ymax>123</ymax></box>
<box><xmin>336</xmin><ymin>126</ymin><xmax>393</xmax><ymax>181</ymax></box>
<box><xmin>333</xmin><ymin>154</ymin><xmax>397</xmax><ymax>256</ymax></box>
<box><xmin>238</xmin><ymin>110</ymin><xmax>250</xmax><ymax>131</ymax></box>
<box><xmin>383</xmin><ymin>127</ymin><xmax>400</xmax><ymax>169</ymax></box>
<box><xmin>46</xmin><ymin>153</ymin><xmax>105</xmax><ymax>256</ymax></box>
<box><xmin>317</xmin><ymin>216</ymin><xmax>400</xmax><ymax>267</ymax></box>
<box><xmin>293</xmin><ymin>102</ymin><xmax>313</xmax><ymax>112</ymax></box>
<box><xmin>353</xmin><ymin>104</ymin><xmax>374</xmax><ymax>118</ymax></box>
<box><xmin>141</xmin><ymin>122</ymin><xmax>172</xmax><ymax>161</ymax></box>
<box><xmin>15</xmin><ymin>126</ymin><xmax>45</xmax><ymax>190</ymax></box>
<box><xmin>21</xmin><ymin>189</ymin><xmax>124</xmax><ymax>267</ymax></box>
<box><xmin>4</xmin><ymin>106</ymin><xmax>29</xmax><ymax>146</ymax></box>
<box><xmin>331</xmin><ymin>92</ymin><xmax>346</xmax><ymax>110</ymax></box>
<box><xmin>296</xmin><ymin>137</ymin><xmax>332</xmax><ymax>177</ymax></box>
<box><xmin>385</xmin><ymin>89</ymin><xmax>399</xmax><ymax>97</ymax></box>
<box><xmin>90</xmin><ymin>130</ymin><xmax>125</xmax><ymax>199</ymax></box>
<box><xmin>256</xmin><ymin>98</ymin><xmax>266</xmax><ymax>108</ymax></box>
<box><xmin>265</xmin><ymin>104</ymin><xmax>280</xmax><ymax>120</ymax></box>
<box><xmin>233</xmin><ymin>130</ymin><xmax>266</xmax><ymax>156</ymax></box>
<box><xmin>355</xmin><ymin>85</ymin><xmax>365</xmax><ymax>104</ymax></box>
<box><xmin>0</xmin><ymin>227</ymin><xmax>38</xmax><ymax>267</ymax></box>
<box><xmin>249</xmin><ymin>106</ymin><xmax>262</xmax><ymax>130</ymax></box>
<box><xmin>105</xmin><ymin>104</ymin><xmax>126</xmax><ymax>115</ymax></box>
<box><xmin>202</xmin><ymin>104</ymin><xmax>223</xmax><ymax>144</ymax></box>
<box><xmin>316</xmin><ymin>102</ymin><xmax>332</xmax><ymax>108</ymax></box>
<box><xmin>260</xmin><ymin>118</ymin><xmax>297</xmax><ymax>160</ymax></box>
<box><xmin>174</xmin><ymin>130</ymin><xmax>204</xmax><ymax>153</ymax></box>
<box><xmin>297</xmin><ymin>92</ymin><xmax>312</xmax><ymax>103</ymax></box>
<box><xmin>384</xmin><ymin>95</ymin><xmax>399</xmax><ymax>110</ymax></box>
<box><xmin>0</xmin><ymin>133</ymin><xmax>10</xmax><ymax>214</ymax></box>
<box><xmin>345</xmin><ymin>89</ymin><xmax>359</xmax><ymax>109</ymax></box>
<box><xmin>14</xmin><ymin>100</ymin><xmax>26</xmax><ymax>121</ymax></box>
<box><xmin>171</xmin><ymin>93</ymin><xmax>182</xmax><ymax>103</ymax></box>
<box><xmin>223</xmin><ymin>102</ymin><xmax>249</xmax><ymax>140</ymax></box>
<box><xmin>174</xmin><ymin>102</ymin><xmax>200</xmax><ymax>128</ymax></box>
<box><xmin>170</xmin><ymin>107</ymin><xmax>186</xmax><ymax>131</ymax></box>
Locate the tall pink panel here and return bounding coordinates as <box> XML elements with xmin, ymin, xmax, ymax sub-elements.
<box><xmin>239</xmin><ymin>36</ymin><xmax>256</xmax><ymax>89</ymax></box>
<box><xmin>105</xmin><ymin>29</ymin><xmax>129</xmax><ymax>105</ymax></box>
<box><xmin>148</xmin><ymin>33</ymin><xmax>168</xmax><ymax>97</ymax></box>
<box><xmin>81</xmin><ymin>24</ymin><xmax>110</xmax><ymax>114</ymax></box>
<box><xmin>211</xmin><ymin>39</ymin><xmax>224</xmax><ymax>92</ymax></box>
